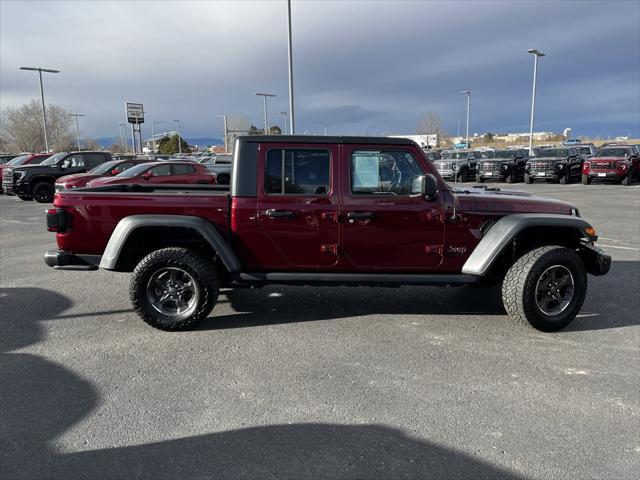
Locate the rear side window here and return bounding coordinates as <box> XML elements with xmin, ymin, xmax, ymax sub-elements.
<box><xmin>84</xmin><ymin>153</ymin><xmax>107</xmax><ymax>168</ymax></box>
<box><xmin>265</xmin><ymin>149</ymin><xmax>330</xmax><ymax>195</ymax></box>
<box><xmin>351</xmin><ymin>150</ymin><xmax>424</xmax><ymax>195</ymax></box>
<box><xmin>173</xmin><ymin>164</ymin><xmax>196</xmax><ymax>175</ymax></box>
<box><xmin>151</xmin><ymin>164</ymin><xmax>171</xmax><ymax>176</ymax></box>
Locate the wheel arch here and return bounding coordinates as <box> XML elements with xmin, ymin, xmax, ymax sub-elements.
<box><xmin>99</xmin><ymin>215</ymin><xmax>242</xmax><ymax>274</ymax></box>
<box><xmin>462</xmin><ymin>214</ymin><xmax>595</xmax><ymax>277</ymax></box>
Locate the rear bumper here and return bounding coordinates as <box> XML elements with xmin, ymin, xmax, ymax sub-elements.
<box><xmin>579</xmin><ymin>245</ymin><xmax>611</xmax><ymax>276</ymax></box>
<box><xmin>44</xmin><ymin>250</ymin><xmax>101</xmax><ymax>270</ymax></box>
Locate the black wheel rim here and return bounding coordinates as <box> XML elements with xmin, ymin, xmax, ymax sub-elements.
<box><xmin>34</xmin><ymin>185</ymin><xmax>52</xmax><ymax>202</ymax></box>
<box><xmin>535</xmin><ymin>265</ymin><xmax>575</xmax><ymax>316</ymax></box>
<box><xmin>146</xmin><ymin>267</ymin><xmax>199</xmax><ymax>317</ymax></box>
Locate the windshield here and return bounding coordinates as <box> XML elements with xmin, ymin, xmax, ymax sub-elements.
<box><xmin>578</xmin><ymin>147</ymin><xmax>593</xmax><ymax>154</ymax></box>
<box><xmin>7</xmin><ymin>155</ymin><xmax>30</xmax><ymax>166</ymax></box>
<box><xmin>89</xmin><ymin>160</ymin><xmax>122</xmax><ymax>174</ymax></box>
<box><xmin>537</xmin><ymin>149</ymin><xmax>568</xmax><ymax>158</ymax></box>
<box><xmin>596</xmin><ymin>148</ymin><xmax>631</xmax><ymax>157</ymax></box>
<box><xmin>484</xmin><ymin>150</ymin><xmax>513</xmax><ymax>159</ymax></box>
<box><xmin>448</xmin><ymin>151</ymin><xmax>469</xmax><ymax>159</ymax></box>
<box><xmin>40</xmin><ymin>152</ymin><xmax>68</xmax><ymax>166</ymax></box>
<box><xmin>114</xmin><ymin>163</ymin><xmax>152</xmax><ymax>178</ymax></box>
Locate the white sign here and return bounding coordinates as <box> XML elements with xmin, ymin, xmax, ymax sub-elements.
<box><xmin>353</xmin><ymin>155</ymin><xmax>380</xmax><ymax>189</ymax></box>
<box><xmin>125</xmin><ymin>102</ymin><xmax>144</xmax><ymax>124</ymax></box>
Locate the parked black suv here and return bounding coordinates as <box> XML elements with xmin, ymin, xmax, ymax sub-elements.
<box><xmin>525</xmin><ymin>147</ymin><xmax>583</xmax><ymax>184</ymax></box>
<box><xmin>476</xmin><ymin>149</ymin><xmax>528</xmax><ymax>183</ymax></box>
<box><xmin>4</xmin><ymin>151</ymin><xmax>112</xmax><ymax>202</ymax></box>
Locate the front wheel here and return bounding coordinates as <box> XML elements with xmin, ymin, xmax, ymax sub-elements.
<box><xmin>18</xmin><ymin>194</ymin><xmax>32</xmax><ymax>201</ymax></box>
<box><xmin>622</xmin><ymin>173</ymin><xmax>632</xmax><ymax>186</ymax></box>
<box><xmin>559</xmin><ymin>173</ymin><xmax>569</xmax><ymax>185</ymax></box>
<box><xmin>475</xmin><ymin>173</ymin><xmax>484</xmax><ymax>183</ymax></box>
<box><xmin>581</xmin><ymin>174</ymin><xmax>591</xmax><ymax>185</ymax></box>
<box><xmin>130</xmin><ymin>247</ymin><xmax>219</xmax><ymax>331</ymax></box>
<box><xmin>502</xmin><ymin>245</ymin><xmax>587</xmax><ymax>332</ymax></box>
<box><xmin>524</xmin><ymin>173</ymin><xmax>533</xmax><ymax>184</ymax></box>
<box><xmin>505</xmin><ymin>173</ymin><xmax>514</xmax><ymax>183</ymax></box>
<box><xmin>32</xmin><ymin>182</ymin><xmax>54</xmax><ymax>203</ymax></box>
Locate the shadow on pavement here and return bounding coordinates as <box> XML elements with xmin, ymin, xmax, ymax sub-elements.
<box><xmin>204</xmin><ymin>284</ymin><xmax>505</xmax><ymax>330</ymax></box>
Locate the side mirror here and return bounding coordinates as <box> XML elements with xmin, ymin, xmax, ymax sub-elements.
<box><xmin>421</xmin><ymin>174</ymin><xmax>439</xmax><ymax>200</ymax></box>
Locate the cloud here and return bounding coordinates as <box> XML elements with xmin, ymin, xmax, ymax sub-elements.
<box><xmin>1</xmin><ymin>0</ymin><xmax>638</xmax><ymax>140</ymax></box>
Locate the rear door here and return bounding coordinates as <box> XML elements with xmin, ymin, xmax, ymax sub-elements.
<box><xmin>340</xmin><ymin>145</ymin><xmax>445</xmax><ymax>270</ymax></box>
<box><xmin>256</xmin><ymin>143</ymin><xmax>340</xmax><ymax>268</ymax></box>
<box><xmin>148</xmin><ymin>163</ymin><xmax>173</xmax><ymax>183</ymax></box>
<box><xmin>171</xmin><ymin>163</ymin><xmax>198</xmax><ymax>183</ymax></box>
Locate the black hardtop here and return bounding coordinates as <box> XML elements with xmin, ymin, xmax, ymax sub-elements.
<box><xmin>237</xmin><ymin>135</ymin><xmax>416</xmax><ymax>146</ymax></box>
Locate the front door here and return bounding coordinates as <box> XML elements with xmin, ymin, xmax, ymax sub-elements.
<box><xmin>256</xmin><ymin>143</ymin><xmax>340</xmax><ymax>269</ymax></box>
<box><xmin>340</xmin><ymin>145</ymin><xmax>445</xmax><ymax>270</ymax></box>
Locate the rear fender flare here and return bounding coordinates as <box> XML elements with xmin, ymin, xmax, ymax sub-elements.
<box><xmin>462</xmin><ymin>213</ymin><xmax>594</xmax><ymax>276</ymax></box>
<box><xmin>99</xmin><ymin>215</ymin><xmax>242</xmax><ymax>273</ymax></box>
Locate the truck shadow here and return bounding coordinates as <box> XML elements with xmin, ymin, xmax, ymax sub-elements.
<box><xmin>1</xmin><ymin>290</ymin><xmax>526</xmax><ymax>479</ymax></box>
<box><xmin>207</xmin><ymin>260</ymin><xmax>638</xmax><ymax>332</ymax></box>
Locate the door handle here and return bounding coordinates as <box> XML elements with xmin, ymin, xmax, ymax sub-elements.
<box><xmin>265</xmin><ymin>209</ymin><xmax>295</xmax><ymax>219</ymax></box>
<box><xmin>346</xmin><ymin>211</ymin><xmax>374</xmax><ymax>223</ymax></box>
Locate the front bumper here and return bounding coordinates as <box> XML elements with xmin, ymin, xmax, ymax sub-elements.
<box><xmin>579</xmin><ymin>244</ymin><xmax>611</xmax><ymax>276</ymax></box>
<box><xmin>586</xmin><ymin>171</ymin><xmax>624</xmax><ymax>179</ymax></box>
<box><xmin>44</xmin><ymin>250</ymin><xmax>101</xmax><ymax>270</ymax></box>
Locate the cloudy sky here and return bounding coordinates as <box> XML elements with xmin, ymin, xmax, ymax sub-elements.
<box><xmin>1</xmin><ymin>0</ymin><xmax>639</xmax><ymax>141</ymax></box>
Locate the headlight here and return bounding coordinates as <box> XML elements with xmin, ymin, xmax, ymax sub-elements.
<box><xmin>452</xmin><ymin>164</ymin><xmax>458</xmax><ymax>170</ymax></box>
<box><xmin>501</xmin><ymin>163</ymin><xmax>509</xmax><ymax>169</ymax></box>
<box><xmin>571</xmin><ymin>207</ymin><xmax>580</xmax><ymax>217</ymax></box>
<box><xmin>620</xmin><ymin>163</ymin><xmax>628</xmax><ymax>170</ymax></box>
<box><xmin>525</xmin><ymin>163</ymin><xmax>531</xmax><ymax>170</ymax></box>
<box><xmin>14</xmin><ymin>171</ymin><xmax>25</xmax><ymax>181</ymax></box>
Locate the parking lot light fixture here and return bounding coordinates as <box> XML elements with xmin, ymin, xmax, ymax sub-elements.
<box><xmin>278</xmin><ymin>111</ymin><xmax>288</xmax><ymax>134</ymax></box>
<box><xmin>255</xmin><ymin>92</ymin><xmax>276</xmax><ymax>134</ymax></box>
<box><xmin>216</xmin><ymin>115</ymin><xmax>228</xmax><ymax>152</ymax></box>
<box><xmin>459</xmin><ymin>90</ymin><xmax>471</xmax><ymax>149</ymax></box>
<box><xmin>69</xmin><ymin>114</ymin><xmax>85</xmax><ymax>150</ymax></box>
<box><xmin>19</xmin><ymin>66</ymin><xmax>60</xmax><ymax>152</ymax></box>
<box><xmin>173</xmin><ymin>119</ymin><xmax>182</xmax><ymax>154</ymax></box>
<box><xmin>527</xmin><ymin>49</ymin><xmax>545</xmax><ymax>155</ymax></box>
<box><xmin>315</xmin><ymin>121</ymin><xmax>328</xmax><ymax>136</ymax></box>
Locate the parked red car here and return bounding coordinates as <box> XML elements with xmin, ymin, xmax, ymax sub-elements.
<box><xmin>86</xmin><ymin>161</ymin><xmax>216</xmax><ymax>188</ymax></box>
<box><xmin>1</xmin><ymin>153</ymin><xmax>51</xmax><ymax>193</ymax></box>
<box><xmin>582</xmin><ymin>145</ymin><xmax>640</xmax><ymax>185</ymax></box>
<box><xmin>55</xmin><ymin>158</ymin><xmax>149</xmax><ymax>191</ymax></box>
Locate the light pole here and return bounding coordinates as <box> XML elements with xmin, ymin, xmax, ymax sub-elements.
<box><xmin>216</xmin><ymin>115</ymin><xmax>228</xmax><ymax>152</ymax></box>
<box><xmin>69</xmin><ymin>113</ymin><xmax>85</xmax><ymax>150</ymax></box>
<box><xmin>459</xmin><ymin>90</ymin><xmax>471</xmax><ymax>149</ymax></box>
<box><xmin>19</xmin><ymin>66</ymin><xmax>60</xmax><ymax>152</ymax></box>
<box><xmin>173</xmin><ymin>119</ymin><xmax>182</xmax><ymax>154</ymax></box>
<box><xmin>151</xmin><ymin>120</ymin><xmax>167</xmax><ymax>155</ymax></box>
<box><xmin>315</xmin><ymin>121</ymin><xmax>328</xmax><ymax>136</ymax></box>
<box><xmin>527</xmin><ymin>49</ymin><xmax>545</xmax><ymax>155</ymax></box>
<box><xmin>119</xmin><ymin>122</ymin><xmax>126</xmax><ymax>152</ymax></box>
<box><xmin>286</xmin><ymin>0</ymin><xmax>296</xmax><ymax>134</ymax></box>
<box><xmin>278</xmin><ymin>111</ymin><xmax>288</xmax><ymax>134</ymax></box>
<box><xmin>255</xmin><ymin>92</ymin><xmax>275</xmax><ymax>134</ymax></box>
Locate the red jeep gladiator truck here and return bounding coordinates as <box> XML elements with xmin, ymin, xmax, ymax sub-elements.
<box><xmin>44</xmin><ymin>136</ymin><xmax>610</xmax><ymax>332</ymax></box>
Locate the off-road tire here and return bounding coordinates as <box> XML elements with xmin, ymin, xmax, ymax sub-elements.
<box><xmin>130</xmin><ymin>247</ymin><xmax>219</xmax><ymax>331</ymax></box>
<box><xmin>32</xmin><ymin>181</ymin><xmax>54</xmax><ymax>203</ymax></box>
<box><xmin>581</xmin><ymin>174</ymin><xmax>590</xmax><ymax>185</ymax></box>
<box><xmin>524</xmin><ymin>173</ymin><xmax>533</xmax><ymax>184</ymax></box>
<box><xmin>18</xmin><ymin>194</ymin><xmax>32</xmax><ymax>201</ymax></box>
<box><xmin>216</xmin><ymin>174</ymin><xmax>230</xmax><ymax>185</ymax></box>
<box><xmin>501</xmin><ymin>245</ymin><xmax>587</xmax><ymax>332</ymax></box>
<box><xmin>475</xmin><ymin>174</ymin><xmax>484</xmax><ymax>183</ymax></box>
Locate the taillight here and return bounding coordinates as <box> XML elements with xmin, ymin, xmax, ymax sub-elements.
<box><xmin>46</xmin><ymin>208</ymin><xmax>69</xmax><ymax>233</ymax></box>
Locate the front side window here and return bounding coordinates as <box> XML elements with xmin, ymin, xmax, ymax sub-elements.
<box><xmin>265</xmin><ymin>149</ymin><xmax>330</xmax><ymax>195</ymax></box>
<box><xmin>62</xmin><ymin>154</ymin><xmax>84</xmax><ymax>167</ymax></box>
<box><xmin>351</xmin><ymin>150</ymin><xmax>424</xmax><ymax>195</ymax></box>
<box><xmin>151</xmin><ymin>164</ymin><xmax>171</xmax><ymax>176</ymax></box>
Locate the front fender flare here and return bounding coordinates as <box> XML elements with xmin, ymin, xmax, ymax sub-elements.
<box><xmin>462</xmin><ymin>213</ymin><xmax>593</xmax><ymax>276</ymax></box>
<box><xmin>99</xmin><ymin>215</ymin><xmax>242</xmax><ymax>273</ymax></box>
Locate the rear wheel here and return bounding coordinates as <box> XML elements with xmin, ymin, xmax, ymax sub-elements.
<box><xmin>502</xmin><ymin>245</ymin><xmax>587</xmax><ymax>332</ymax></box>
<box><xmin>524</xmin><ymin>173</ymin><xmax>533</xmax><ymax>184</ymax></box>
<box><xmin>32</xmin><ymin>182</ymin><xmax>54</xmax><ymax>203</ymax></box>
<box><xmin>130</xmin><ymin>247</ymin><xmax>219</xmax><ymax>331</ymax></box>
<box><xmin>216</xmin><ymin>173</ymin><xmax>230</xmax><ymax>185</ymax></box>
<box><xmin>581</xmin><ymin>174</ymin><xmax>591</xmax><ymax>185</ymax></box>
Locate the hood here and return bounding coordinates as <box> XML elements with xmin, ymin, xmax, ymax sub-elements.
<box><xmin>57</xmin><ymin>173</ymin><xmax>99</xmax><ymax>185</ymax></box>
<box><xmin>11</xmin><ymin>163</ymin><xmax>57</xmax><ymax>172</ymax></box>
<box><xmin>589</xmin><ymin>156</ymin><xmax>626</xmax><ymax>163</ymax></box>
<box><xmin>529</xmin><ymin>156</ymin><xmax>565</xmax><ymax>162</ymax></box>
<box><xmin>452</xmin><ymin>186</ymin><xmax>573</xmax><ymax>215</ymax></box>
<box><xmin>86</xmin><ymin>176</ymin><xmax>131</xmax><ymax>187</ymax></box>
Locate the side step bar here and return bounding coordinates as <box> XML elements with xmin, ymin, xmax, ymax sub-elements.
<box><xmin>231</xmin><ymin>272</ymin><xmax>479</xmax><ymax>287</ymax></box>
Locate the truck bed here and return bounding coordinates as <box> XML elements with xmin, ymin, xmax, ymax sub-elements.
<box><xmin>53</xmin><ymin>184</ymin><xmax>231</xmax><ymax>255</ymax></box>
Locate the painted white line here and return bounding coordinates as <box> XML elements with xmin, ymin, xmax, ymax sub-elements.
<box><xmin>598</xmin><ymin>244</ymin><xmax>640</xmax><ymax>251</ymax></box>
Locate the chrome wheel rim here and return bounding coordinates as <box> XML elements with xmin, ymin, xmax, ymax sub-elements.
<box><xmin>146</xmin><ymin>267</ymin><xmax>199</xmax><ymax>317</ymax></box>
<box><xmin>535</xmin><ymin>265</ymin><xmax>574</xmax><ymax>316</ymax></box>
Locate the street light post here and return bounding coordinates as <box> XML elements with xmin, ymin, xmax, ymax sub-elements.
<box><xmin>119</xmin><ymin>122</ymin><xmax>127</xmax><ymax>152</ymax></box>
<box><xmin>69</xmin><ymin>113</ymin><xmax>85</xmax><ymax>150</ymax></box>
<box><xmin>19</xmin><ymin>66</ymin><xmax>60</xmax><ymax>152</ymax></box>
<box><xmin>286</xmin><ymin>0</ymin><xmax>295</xmax><ymax>134</ymax></box>
<box><xmin>315</xmin><ymin>121</ymin><xmax>328</xmax><ymax>136</ymax></box>
<box><xmin>216</xmin><ymin>115</ymin><xmax>229</xmax><ymax>152</ymax></box>
<box><xmin>255</xmin><ymin>92</ymin><xmax>275</xmax><ymax>134</ymax></box>
<box><xmin>527</xmin><ymin>49</ymin><xmax>545</xmax><ymax>155</ymax></box>
<box><xmin>278</xmin><ymin>111</ymin><xmax>288</xmax><ymax>134</ymax></box>
<box><xmin>173</xmin><ymin>119</ymin><xmax>182</xmax><ymax>154</ymax></box>
<box><xmin>459</xmin><ymin>90</ymin><xmax>471</xmax><ymax>149</ymax></box>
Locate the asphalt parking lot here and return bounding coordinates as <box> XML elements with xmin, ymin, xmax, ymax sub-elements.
<box><xmin>1</xmin><ymin>182</ymin><xmax>639</xmax><ymax>480</ymax></box>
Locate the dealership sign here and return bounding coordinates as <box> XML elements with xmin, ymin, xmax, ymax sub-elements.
<box><xmin>125</xmin><ymin>103</ymin><xmax>144</xmax><ymax>124</ymax></box>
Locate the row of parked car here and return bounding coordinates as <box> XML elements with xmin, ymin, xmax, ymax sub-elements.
<box><xmin>1</xmin><ymin>141</ymin><xmax>638</xmax><ymax>204</ymax></box>
<box><xmin>426</xmin><ymin>143</ymin><xmax>640</xmax><ymax>185</ymax></box>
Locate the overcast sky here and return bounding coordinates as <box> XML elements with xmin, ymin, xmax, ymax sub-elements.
<box><xmin>1</xmin><ymin>0</ymin><xmax>639</xmax><ymax>140</ymax></box>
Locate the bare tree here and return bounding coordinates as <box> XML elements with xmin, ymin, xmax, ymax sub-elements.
<box><xmin>416</xmin><ymin>112</ymin><xmax>449</xmax><ymax>145</ymax></box>
<box><xmin>0</xmin><ymin>100</ymin><xmax>73</xmax><ymax>152</ymax></box>
<box><xmin>82</xmin><ymin>137</ymin><xmax>100</xmax><ymax>150</ymax></box>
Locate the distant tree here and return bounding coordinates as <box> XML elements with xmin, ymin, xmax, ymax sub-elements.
<box><xmin>109</xmin><ymin>143</ymin><xmax>122</xmax><ymax>153</ymax></box>
<box><xmin>82</xmin><ymin>137</ymin><xmax>100</xmax><ymax>150</ymax></box>
<box><xmin>0</xmin><ymin>99</ymin><xmax>73</xmax><ymax>152</ymax></box>
<box><xmin>248</xmin><ymin>124</ymin><xmax>282</xmax><ymax>135</ymax></box>
<box><xmin>269</xmin><ymin>125</ymin><xmax>282</xmax><ymax>135</ymax></box>
<box><xmin>248</xmin><ymin>124</ymin><xmax>262</xmax><ymax>135</ymax></box>
<box><xmin>484</xmin><ymin>132</ymin><xmax>494</xmax><ymax>142</ymax></box>
<box><xmin>156</xmin><ymin>134</ymin><xmax>189</xmax><ymax>155</ymax></box>
<box><xmin>416</xmin><ymin>112</ymin><xmax>449</xmax><ymax>146</ymax></box>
